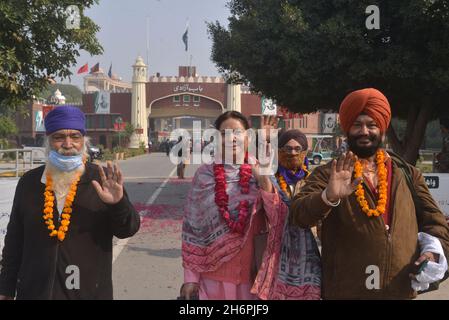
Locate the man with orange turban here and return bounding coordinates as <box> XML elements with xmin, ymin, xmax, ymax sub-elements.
<box><xmin>290</xmin><ymin>88</ymin><xmax>449</xmax><ymax>299</ymax></box>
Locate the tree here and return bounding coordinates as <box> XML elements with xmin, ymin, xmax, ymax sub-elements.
<box><xmin>0</xmin><ymin>115</ymin><xmax>17</xmax><ymax>148</ymax></box>
<box><xmin>37</xmin><ymin>83</ymin><xmax>83</xmax><ymax>104</ymax></box>
<box><xmin>113</xmin><ymin>123</ymin><xmax>135</xmax><ymax>148</ymax></box>
<box><xmin>0</xmin><ymin>0</ymin><xmax>103</xmax><ymax>111</ymax></box>
<box><xmin>208</xmin><ymin>0</ymin><xmax>449</xmax><ymax>164</ymax></box>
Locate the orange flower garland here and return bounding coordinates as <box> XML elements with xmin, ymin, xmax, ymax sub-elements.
<box><xmin>301</xmin><ymin>164</ymin><xmax>310</xmax><ymax>178</ymax></box>
<box><xmin>43</xmin><ymin>173</ymin><xmax>80</xmax><ymax>241</ymax></box>
<box><xmin>276</xmin><ymin>164</ymin><xmax>310</xmax><ymax>197</ymax></box>
<box><xmin>277</xmin><ymin>173</ymin><xmax>290</xmax><ymax>196</ymax></box>
<box><xmin>354</xmin><ymin>150</ymin><xmax>388</xmax><ymax>217</ymax></box>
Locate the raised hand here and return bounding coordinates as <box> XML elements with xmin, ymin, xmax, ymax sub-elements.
<box><xmin>258</xmin><ymin>115</ymin><xmax>278</xmax><ymax>162</ymax></box>
<box><xmin>326</xmin><ymin>152</ymin><xmax>360</xmax><ymax>202</ymax></box>
<box><xmin>251</xmin><ymin>155</ymin><xmax>274</xmax><ymax>193</ymax></box>
<box><xmin>92</xmin><ymin>161</ymin><xmax>124</xmax><ymax>205</ymax></box>
<box><xmin>260</xmin><ymin>115</ymin><xmax>279</xmax><ymax>135</ymax></box>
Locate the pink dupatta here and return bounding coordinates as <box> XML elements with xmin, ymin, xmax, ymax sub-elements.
<box><xmin>182</xmin><ymin>162</ymin><xmax>320</xmax><ymax>299</ymax></box>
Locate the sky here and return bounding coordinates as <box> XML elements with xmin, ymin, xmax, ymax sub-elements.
<box><xmin>61</xmin><ymin>0</ymin><xmax>231</xmax><ymax>89</ymax></box>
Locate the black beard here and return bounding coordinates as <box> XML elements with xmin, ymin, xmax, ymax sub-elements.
<box><xmin>347</xmin><ymin>134</ymin><xmax>382</xmax><ymax>158</ymax></box>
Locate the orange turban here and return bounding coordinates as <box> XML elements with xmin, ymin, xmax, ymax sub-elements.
<box><xmin>339</xmin><ymin>88</ymin><xmax>391</xmax><ymax>134</ymax></box>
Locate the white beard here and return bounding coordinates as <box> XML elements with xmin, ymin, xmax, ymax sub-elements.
<box><xmin>45</xmin><ymin>162</ymin><xmax>85</xmax><ymax>200</ymax></box>
<box><xmin>43</xmin><ymin>136</ymin><xmax>90</xmax><ymax>205</ymax></box>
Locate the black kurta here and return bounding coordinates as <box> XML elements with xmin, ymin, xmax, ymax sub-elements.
<box><xmin>0</xmin><ymin>162</ymin><xmax>140</xmax><ymax>299</ymax></box>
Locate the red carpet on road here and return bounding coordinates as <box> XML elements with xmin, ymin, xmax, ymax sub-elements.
<box><xmin>134</xmin><ymin>203</ymin><xmax>183</xmax><ymax>235</ymax></box>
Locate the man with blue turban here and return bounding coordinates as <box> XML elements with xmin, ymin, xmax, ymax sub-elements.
<box><xmin>0</xmin><ymin>106</ymin><xmax>140</xmax><ymax>300</ymax></box>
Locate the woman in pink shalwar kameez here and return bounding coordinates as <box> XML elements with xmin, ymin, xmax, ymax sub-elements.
<box><xmin>180</xmin><ymin>112</ymin><xmax>321</xmax><ymax>300</ymax></box>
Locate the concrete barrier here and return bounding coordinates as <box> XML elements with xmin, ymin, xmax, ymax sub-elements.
<box><xmin>0</xmin><ymin>179</ymin><xmax>19</xmax><ymax>255</ymax></box>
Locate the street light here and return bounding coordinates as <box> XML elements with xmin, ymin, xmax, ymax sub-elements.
<box><xmin>115</xmin><ymin>116</ymin><xmax>123</xmax><ymax>147</ymax></box>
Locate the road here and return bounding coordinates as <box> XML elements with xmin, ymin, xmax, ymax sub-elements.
<box><xmin>110</xmin><ymin>152</ymin><xmax>198</xmax><ymax>299</ymax></box>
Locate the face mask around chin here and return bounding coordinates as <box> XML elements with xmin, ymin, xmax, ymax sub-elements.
<box><xmin>48</xmin><ymin>150</ymin><xmax>84</xmax><ymax>172</ymax></box>
<box><xmin>279</xmin><ymin>151</ymin><xmax>304</xmax><ymax>170</ymax></box>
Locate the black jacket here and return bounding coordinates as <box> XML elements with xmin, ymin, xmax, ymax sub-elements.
<box><xmin>0</xmin><ymin>162</ymin><xmax>140</xmax><ymax>299</ymax></box>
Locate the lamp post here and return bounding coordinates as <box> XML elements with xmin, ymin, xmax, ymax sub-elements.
<box><xmin>115</xmin><ymin>116</ymin><xmax>123</xmax><ymax>147</ymax></box>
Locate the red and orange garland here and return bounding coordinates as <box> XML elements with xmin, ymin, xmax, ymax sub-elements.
<box><xmin>43</xmin><ymin>173</ymin><xmax>80</xmax><ymax>241</ymax></box>
<box><xmin>213</xmin><ymin>161</ymin><xmax>252</xmax><ymax>234</ymax></box>
<box><xmin>354</xmin><ymin>150</ymin><xmax>388</xmax><ymax>217</ymax></box>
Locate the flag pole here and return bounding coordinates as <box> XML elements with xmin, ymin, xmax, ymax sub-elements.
<box><xmin>96</xmin><ymin>64</ymin><xmax>99</xmax><ymax>92</ymax></box>
<box><xmin>146</xmin><ymin>16</ymin><xmax>150</xmax><ymax>73</ymax></box>
<box><xmin>186</xmin><ymin>18</ymin><xmax>189</xmax><ymax>74</ymax></box>
<box><xmin>189</xmin><ymin>54</ymin><xmax>193</xmax><ymax>77</ymax></box>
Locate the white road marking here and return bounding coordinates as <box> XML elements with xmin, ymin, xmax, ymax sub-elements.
<box><xmin>123</xmin><ymin>176</ymin><xmax>188</xmax><ymax>181</ymax></box>
<box><xmin>112</xmin><ymin>166</ymin><xmax>177</xmax><ymax>263</ymax></box>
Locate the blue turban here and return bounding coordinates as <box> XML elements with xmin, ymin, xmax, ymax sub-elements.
<box><xmin>44</xmin><ymin>106</ymin><xmax>86</xmax><ymax>135</ymax></box>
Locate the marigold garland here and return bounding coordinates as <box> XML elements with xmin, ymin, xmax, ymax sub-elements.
<box><xmin>354</xmin><ymin>150</ymin><xmax>388</xmax><ymax>217</ymax></box>
<box><xmin>301</xmin><ymin>164</ymin><xmax>310</xmax><ymax>178</ymax></box>
<box><xmin>277</xmin><ymin>164</ymin><xmax>309</xmax><ymax>198</ymax></box>
<box><xmin>277</xmin><ymin>173</ymin><xmax>290</xmax><ymax>196</ymax></box>
<box><xmin>43</xmin><ymin>173</ymin><xmax>81</xmax><ymax>241</ymax></box>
